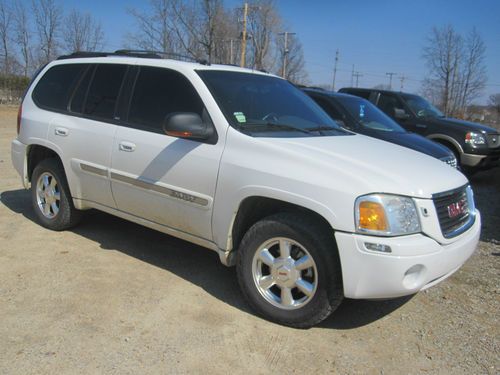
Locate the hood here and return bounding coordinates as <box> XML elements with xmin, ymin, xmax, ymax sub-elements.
<box><xmin>255</xmin><ymin>133</ymin><xmax>468</xmax><ymax>199</ymax></box>
<box><xmin>428</xmin><ymin>117</ymin><xmax>498</xmax><ymax>134</ymax></box>
<box><xmin>374</xmin><ymin>131</ymin><xmax>453</xmax><ymax>159</ymax></box>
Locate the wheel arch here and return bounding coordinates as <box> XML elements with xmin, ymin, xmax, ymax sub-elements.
<box><xmin>427</xmin><ymin>134</ymin><xmax>464</xmax><ymax>158</ymax></box>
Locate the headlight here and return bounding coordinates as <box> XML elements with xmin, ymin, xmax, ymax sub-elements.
<box><xmin>355</xmin><ymin>194</ymin><xmax>421</xmax><ymax>236</ymax></box>
<box><xmin>465</xmin><ymin>132</ymin><xmax>486</xmax><ymax>146</ymax></box>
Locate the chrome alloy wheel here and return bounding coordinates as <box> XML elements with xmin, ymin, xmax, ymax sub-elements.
<box><xmin>252</xmin><ymin>237</ymin><xmax>318</xmax><ymax>310</ymax></box>
<box><xmin>36</xmin><ymin>172</ymin><xmax>61</xmax><ymax>219</ymax></box>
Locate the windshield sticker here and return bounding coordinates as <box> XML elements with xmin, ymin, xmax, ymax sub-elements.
<box><xmin>234</xmin><ymin>112</ymin><xmax>246</xmax><ymax>123</ymax></box>
<box><xmin>359</xmin><ymin>104</ymin><xmax>365</xmax><ymax>118</ymax></box>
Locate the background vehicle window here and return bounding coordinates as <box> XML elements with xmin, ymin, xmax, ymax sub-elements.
<box><xmin>84</xmin><ymin>64</ymin><xmax>127</xmax><ymax>120</ymax></box>
<box><xmin>377</xmin><ymin>94</ymin><xmax>400</xmax><ymax>117</ymax></box>
<box><xmin>32</xmin><ymin>64</ymin><xmax>87</xmax><ymax>112</ymax></box>
<box><xmin>69</xmin><ymin>65</ymin><xmax>94</xmax><ymax>113</ymax></box>
<box><xmin>128</xmin><ymin>67</ymin><xmax>204</xmax><ymax>131</ymax></box>
<box><xmin>312</xmin><ymin>95</ymin><xmax>349</xmax><ymax>128</ymax></box>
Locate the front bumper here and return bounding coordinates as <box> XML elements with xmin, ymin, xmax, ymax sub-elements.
<box><xmin>334</xmin><ymin>211</ymin><xmax>481</xmax><ymax>299</ymax></box>
<box><xmin>461</xmin><ymin>150</ymin><xmax>500</xmax><ymax>169</ymax></box>
<box><xmin>11</xmin><ymin>139</ymin><xmax>29</xmax><ymax>188</ymax></box>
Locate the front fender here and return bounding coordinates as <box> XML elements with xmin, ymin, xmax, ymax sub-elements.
<box><xmin>212</xmin><ymin>185</ymin><xmax>338</xmax><ymax>251</ymax></box>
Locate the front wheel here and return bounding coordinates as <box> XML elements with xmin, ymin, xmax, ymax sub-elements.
<box><xmin>236</xmin><ymin>213</ymin><xmax>343</xmax><ymax>328</ymax></box>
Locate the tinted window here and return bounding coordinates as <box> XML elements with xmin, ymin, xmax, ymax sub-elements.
<box><xmin>402</xmin><ymin>94</ymin><xmax>444</xmax><ymax>118</ymax></box>
<box><xmin>33</xmin><ymin>64</ymin><xmax>87</xmax><ymax>111</ymax></box>
<box><xmin>199</xmin><ymin>71</ymin><xmax>347</xmax><ymax>137</ymax></box>
<box><xmin>84</xmin><ymin>64</ymin><xmax>127</xmax><ymax>120</ymax></box>
<box><xmin>335</xmin><ymin>96</ymin><xmax>405</xmax><ymax>132</ymax></box>
<box><xmin>345</xmin><ymin>90</ymin><xmax>370</xmax><ymax>100</ymax></box>
<box><xmin>69</xmin><ymin>65</ymin><xmax>94</xmax><ymax>113</ymax></box>
<box><xmin>377</xmin><ymin>94</ymin><xmax>401</xmax><ymax>117</ymax></box>
<box><xmin>128</xmin><ymin>67</ymin><xmax>204</xmax><ymax>131</ymax></box>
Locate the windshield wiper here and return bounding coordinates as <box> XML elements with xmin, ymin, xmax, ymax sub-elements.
<box><xmin>306</xmin><ymin>125</ymin><xmax>338</xmax><ymax>132</ymax></box>
<box><xmin>241</xmin><ymin>122</ymin><xmax>312</xmax><ymax>134</ymax></box>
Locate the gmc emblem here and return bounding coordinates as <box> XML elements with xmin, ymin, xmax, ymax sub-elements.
<box><xmin>447</xmin><ymin>199</ymin><xmax>467</xmax><ymax>219</ymax></box>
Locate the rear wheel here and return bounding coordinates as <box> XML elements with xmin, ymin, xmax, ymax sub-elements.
<box><xmin>31</xmin><ymin>158</ymin><xmax>82</xmax><ymax>230</ymax></box>
<box><xmin>236</xmin><ymin>213</ymin><xmax>343</xmax><ymax>328</ymax></box>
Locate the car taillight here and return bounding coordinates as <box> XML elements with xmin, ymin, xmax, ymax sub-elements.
<box><xmin>17</xmin><ymin>104</ymin><xmax>22</xmax><ymax>134</ymax></box>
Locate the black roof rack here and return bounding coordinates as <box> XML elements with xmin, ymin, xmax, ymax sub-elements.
<box><xmin>57</xmin><ymin>50</ymin><xmax>210</xmax><ymax>65</ymax></box>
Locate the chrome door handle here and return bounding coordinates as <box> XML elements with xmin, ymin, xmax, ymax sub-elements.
<box><xmin>54</xmin><ymin>127</ymin><xmax>68</xmax><ymax>136</ymax></box>
<box><xmin>119</xmin><ymin>141</ymin><xmax>136</xmax><ymax>152</ymax></box>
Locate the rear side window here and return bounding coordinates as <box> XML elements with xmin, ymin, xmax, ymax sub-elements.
<box><xmin>84</xmin><ymin>64</ymin><xmax>127</xmax><ymax>120</ymax></box>
<box><xmin>32</xmin><ymin>64</ymin><xmax>88</xmax><ymax>111</ymax></box>
<box><xmin>128</xmin><ymin>66</ymin><xmax>204</xmax><ymax>132</ymax></box>
<box><xmin>69</xmin><ymin>65</ymin><xmax>94</xmax><ymax>114</ymax></box>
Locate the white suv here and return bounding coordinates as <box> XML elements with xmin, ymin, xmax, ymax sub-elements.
<box><xmin>11</xmin><ymin>51</ymin><xmax>480</xmax><ymax>328</ymax></box>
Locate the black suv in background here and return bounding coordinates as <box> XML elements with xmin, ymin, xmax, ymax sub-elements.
<box><xmin>303</xmin><ymin>88</ymin><xmax>457</xmax><ymax>168</ymax></box>
<box><xmin>339</xmin><ymin>87</ymin><xmax>500</xmax><ymax>173</ymax></box>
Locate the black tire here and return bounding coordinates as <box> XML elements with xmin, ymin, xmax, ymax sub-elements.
<box><xmin>31</xmin><ymin>158</ymin><xmax>82</xmax><ymax>231</ymax></box>
<box><xmin>236</xmin><ymin>212</ymin><xmax>343</xmax><ymax>328</ymax></box>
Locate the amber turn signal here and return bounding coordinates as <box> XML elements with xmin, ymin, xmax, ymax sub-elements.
<box><xmin>358</xmin><ymin>201</ymin><xmax>388</xmax><ymax>231</ymax></box>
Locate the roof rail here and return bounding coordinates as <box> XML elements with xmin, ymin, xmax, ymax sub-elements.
<box><xmin>57</xmin><ymin>49</ymin><xmax>210</xmax><ymax>65</ymax></box>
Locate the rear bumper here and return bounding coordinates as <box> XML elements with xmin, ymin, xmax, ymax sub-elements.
<box><xmin>334</xmin><ymin>211</ymin><xmax>481</xmax><ymax>299</ymax></box>
<box><xmin>11</xmin><ymin>139</ymin><xmax>29</xmax><ymax>188</ymax></box>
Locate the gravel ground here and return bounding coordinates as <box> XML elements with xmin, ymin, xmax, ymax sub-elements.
<box><xmin>0</xmin><ymin>106</ymin><xmax>498</xmax><ymax>374</ymax></box>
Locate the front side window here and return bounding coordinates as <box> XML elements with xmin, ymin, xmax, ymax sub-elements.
<box><xmin>198</xmin><ymin>70</ymin><xmax>347</xmax><ymax>137</ymax></box>
<box><xmin>402</xmin><ymin>94</ymin><xmax>444</xmax><ymax>118</ymax></box>
<box><xmin>32</xmin><ymin>64</ymin><xmax>88</xmax><ymax>112</ymax></box>
<box><xmin>128</xmin><ymin>66</ymin><xmax>205</xmax><ymax>132</ymax></box>
<box><xmin>377</xmin><ymin>94</ymin><xmax>402</xmax><ymax>117</ymax></box>
<box><xmin>84</xmin><ymin>64</ymin><xmax>127</xmax><ymax>120</ymax></box>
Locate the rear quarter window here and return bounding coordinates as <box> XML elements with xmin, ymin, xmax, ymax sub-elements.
<box><xmin>32</xmin><ymin>64</ymin><xmax>88</xmax><ymax>112</ymax></box>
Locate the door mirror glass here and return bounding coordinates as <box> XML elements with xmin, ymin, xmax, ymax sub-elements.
<box><xmin>163</xmin><ymin>112</ymin><xmax>213</xmax><ymax>140</ymax></box>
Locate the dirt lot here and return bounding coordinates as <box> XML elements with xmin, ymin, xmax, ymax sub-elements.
<box><xmin>0</xmin><ymin>106</ymin><xmax>498</xmax><ymax>374</ymax></box>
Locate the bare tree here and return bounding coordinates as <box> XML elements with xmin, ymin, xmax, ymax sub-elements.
<box><xmin>490</xmin><ymin>93</ymin><xmax>500</xmax><ymax>117</ymax></box>
<box><xmin>127</xmin><ymin>0</ymin><xmax>178</xmax><ymax>53</ymax></box>
<box><xmin>64</xmin><ymin>10</ymin><xmax>105</xmax><ymax>52</ymax></box>
<box><xmin>13</xmin><ymin>0</ymin><xmax>33</xmax><ymax>76</ymax></box>
<box><xmin>32</xmin><ymin>0</ymin><xmax>63</xmax><ymax>64</ymax></box>
<box><xmin>276</xmin><ymin>33</ymin><xmax>307</xmax><ymax>84</ymax></box>
<box><xmin>171</xmin><ymin>0</ymin><xmax>230</xmax><ymax>62</ymax></box>
<box><xmin>246</xmin><ymin>0</ymin><xmax>281</xmax><ymax>71</ymax></box>
<box><xmin>422</xmin><ymin>25</ymin><xmax>487</xmax><ymax>117</ymax></box>
<box><xmin>458</xmin><ymin>28</ymin><xmax>487</xmax><ymax>115</ymax></box>
<box><xmin>0</xmin><ymin>0</ymin><xmax>12</xmax><ymax>74</ymax></box>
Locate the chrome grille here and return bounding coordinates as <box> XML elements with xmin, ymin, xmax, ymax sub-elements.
<box><xmin>486</xmin><ymin>133</ymin><xmax>500</xmax><ymax>148</ymax></box>
<box><xmin>440</xmin><ymin>156</ymin><xmax>458</xmax><ymax>169</ymax></box>
<box><xmin>433</xmin><ymin>185</ymin><xmax>475</xmax><ymax>238</ymax></box>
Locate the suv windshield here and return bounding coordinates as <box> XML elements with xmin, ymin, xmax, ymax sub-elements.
<box><xmin>197</xmin><ymin>70</ymin><xmax>347</xmax><ymax>137</ymax></box>
<box><xmin>402</xmin><ymin>94</ymin><xmax>444</xmax><ymax>118</ymax></box>
<box><xmin>335</xmin><ymin>95</ymin><xmax>406</xmax><ymax>132</ymax></box>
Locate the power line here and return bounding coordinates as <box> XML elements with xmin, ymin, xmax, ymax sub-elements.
<box><xmin>353</xmin><ymin>71</ymin><xmax>363</xmax><ymax>87</ymax></box>
<box><xmin>386</xmin><ymin>72</ymin><xmax>397</xmax><ymax>90</ymax></box>
<box><xmin>332</xmin><ymin>49</ymin><xmax>339</xmax><ymax>91</ymax></box>
<box><xmin>278</xmin><ymin>31</ymin><xmax>296</xmax><ymax>78</ymax></box>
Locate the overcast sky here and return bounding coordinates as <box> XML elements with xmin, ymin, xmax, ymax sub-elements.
<box><xmin>62</xmin><ymin>0</ymin><xmax>500</xmax><ymax>103</ymax></box>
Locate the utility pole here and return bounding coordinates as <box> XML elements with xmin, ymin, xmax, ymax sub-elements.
<box><xmin>353</xmin><ymin>71</ymin><xmax>363</xmax><ymax>87</ymax></box>
<box><xmin>350</xmin><ymin>64</ymin><xmax>354</xmax><ymax>86</ymax></box>
<box><xmin>240</xmin><ymin>2</ymin><xmax>248</xmax><ymax>67</ymax></box>
<box><xmin>332</xmin><ymin>49</ymin><xmax>339</xmax><ymax>91</ymax></box>
<box><xmin>279</xmin><ymin>31</ymin><xmax>296</xmax><ymax>78</ymax></box>
<box><xmin>399</xmin><ymin>74</ymin><xmax>406</xmax><ymax>91</ymax></box>
<box><xmin>386</xmin><ymin>72</ymin><xmax>397</xmax><ymax>90</ymax></box>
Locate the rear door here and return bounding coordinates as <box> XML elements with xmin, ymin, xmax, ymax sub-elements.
<box><xmin>38</xmin><ymin>63</ymin><xmax>128</xmax><ymax>208</ymax></box>
<box><xmin>110</xmin><ymin>66</ymin><xmax>223</xmax><ymax>240</ymax></box>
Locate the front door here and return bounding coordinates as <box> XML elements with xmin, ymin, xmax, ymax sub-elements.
<box><xmin>110</xmin><ymin>66</ymin><xmax>223</xmax><ymax>240</ymax></box>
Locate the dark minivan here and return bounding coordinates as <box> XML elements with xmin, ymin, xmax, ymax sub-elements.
<box><xmin>303</xmin><ymin>88</ymin><xmax>457</xmax><ymax>168</ymax></box>
<box><xmin>339</xmin><ymin>87</ymin><xmax>500</xmax><ymax>173</ymax></box>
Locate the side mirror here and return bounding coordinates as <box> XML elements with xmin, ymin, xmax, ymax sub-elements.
<box><xmin>163</xmin><ymin>112</ymin><xmax>214</xmax><ymax>141</ymax></box>
<box><xmin>394</xmin><ymin>108</ymin><xmax>410</xmax><ymax>120</ymax></box>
